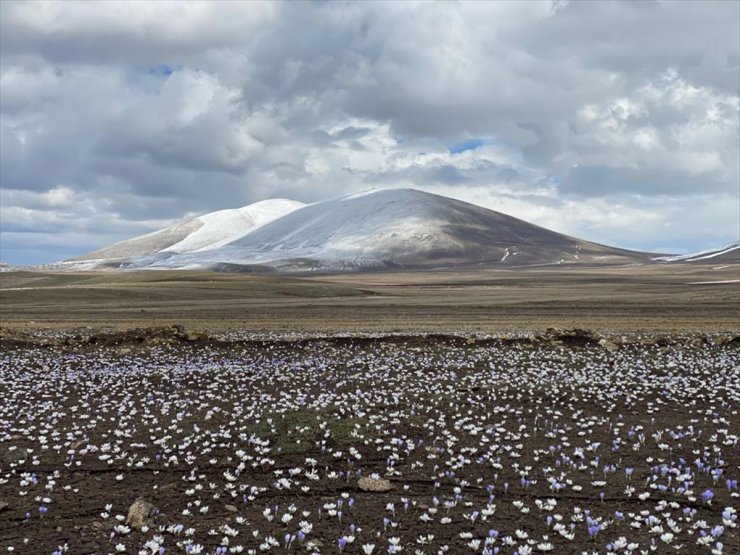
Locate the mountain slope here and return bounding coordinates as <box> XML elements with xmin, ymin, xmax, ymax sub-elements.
<box><xmin>654</xmin><ymin>242</ymin><xmax>740</xmax><ymax>264</ymax></box>
<box><xmin>130</xmin><ymin>188</ymin><xmax>652</xmax><ymax>272</ymax></box>
<box><xmin>75</xmin><ymin>199</ymin><xmax>305</xmax><ymax>262</ymax></box>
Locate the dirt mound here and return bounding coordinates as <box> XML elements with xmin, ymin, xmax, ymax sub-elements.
<box><xmin>0</xmin><ymin>325</ymin><xmax>211</xmax><ymax>350</ymax></box>
<box><xmin>533</xmin><ymin>327</ymin><xmax>602</xmax><ymax>347</ymax></box>
<box><xmin>714</xmin><ymin>334</ymin><xmax>740</xmax><ymax>346</ymax></box>
<box><xmin>2</xmin><ymin>326</ymin><xmax>737</xmax><ymax>352</ymax></box>
<box><xmin>81</xmin><ymin>325</ymin><xmax>211</xmax><ymax>349</ymax></box>
<box><xmin>0</xmin><ymin>328</ymin><xmax>39</xmax><ymax>348</ymax></box>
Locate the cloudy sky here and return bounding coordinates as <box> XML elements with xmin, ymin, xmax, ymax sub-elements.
<box><xmin>1</xmin><ymin>0</ymin><xmax>738</xmax><ymax>264</ymax></box>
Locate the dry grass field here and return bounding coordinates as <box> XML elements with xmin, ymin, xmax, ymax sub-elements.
<box><xmin>1</xmin><ymin>263</ymin><xmax>738</xmax><ymax>335</ymax></box>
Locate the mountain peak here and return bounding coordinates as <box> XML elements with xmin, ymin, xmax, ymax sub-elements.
<box><xmin>70</xmin><ymin>188</ymin><xmax>661</xmax><ymax>272</ymax></box>
<box><xmin>75</xmin><ymin>198</ymin><xmax>304</xmax><ymax>261</ymax></box>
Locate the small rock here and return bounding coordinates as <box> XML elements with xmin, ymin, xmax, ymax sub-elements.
<box><xmin>0</xmin><ymin>501</ymin><xmax>9</xmax><ymax>511</ymax></box>
<box><xmin>2</xmin><ymin>447</ymin><xmax>29</xmax><ymax>463</ymax></box>
<box><xmin>598</xmin><ymin>338</ymin><xmax>619</xmax><ymax>352</ymax></box>
<box><xmin>358</xmin><ymin>476</ymin><xmax>393</xmax><ymax>492</ymax></box>
<box><xmin>125</xmin><ymin>497</ymin><xmax>156</xmax><ymax>530</ymax></box>
<box><xmin>183</xmin><ymin>329</ymin><xmax>208</xmax><ymax>342</ymax></box>
<box><xmin>224</xmin><ymin>504</ymin><xmax>238</xmax><ymax>513</ymax></box>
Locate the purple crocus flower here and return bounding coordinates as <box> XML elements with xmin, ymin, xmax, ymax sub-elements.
<box><xmin>711</xmin><ymin>526</ymin><xmax>725</xmax><ymax>538</ymax></box>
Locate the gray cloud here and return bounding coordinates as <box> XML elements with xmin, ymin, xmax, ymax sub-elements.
<box><xmin>1</xmin><ymin>0</ymin><xmax>738</xmax><ymax>264</ymax></box>
<box><xmin>560</xmin><ymin>165</ymin><xmax>728</xmax><ymax>197</ymax></box>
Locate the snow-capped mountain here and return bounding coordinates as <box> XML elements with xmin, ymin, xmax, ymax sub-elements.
<box><xmin>0</xmin><ymin>262</ymin><xmax>25</xmax><ymax>273</ymax></box>
<box><xmin>653</xmin><ymin>242</ymin><xmax>740</xmax><ymax>264</ymax></box>
<box><xmin>74</xmin><ymin>199</ymin><xmax>305</xmax><ymax>263</ymax></box>
<box><xmin>117</xmin><ymin>188</ymin><xmax>652</xmax><ymax>272</ymax></box>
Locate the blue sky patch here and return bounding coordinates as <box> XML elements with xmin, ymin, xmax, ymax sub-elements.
<box><xmin>448</xmin><ymin>138</ymin><xmax>488</xmax><ymax>154</ymax></box>
<box><xmin>147</xmin><ymin>64</ymin><xmax>177</xmax><ymax>77</ymax></box>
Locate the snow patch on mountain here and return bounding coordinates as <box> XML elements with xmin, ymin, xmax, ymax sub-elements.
<box><xmin>74</xmin><ymin>199</ymin><xmax>304</xmax><ymax>262</ymax></box>
<box><xmin>654</xmin><ymin>242</ymin><xmax>740</xmax><ymax>262</ymax></box>
<box><xmin>167</xmin><ymin>199</ymin><xmax>306</xmax><ymax>253</ymax></box>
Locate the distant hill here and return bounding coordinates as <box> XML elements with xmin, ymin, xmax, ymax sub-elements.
<box><xmin>91</xmin><ymin>188</ymin><xmax>654</xmax><ymax>272</ymax></box>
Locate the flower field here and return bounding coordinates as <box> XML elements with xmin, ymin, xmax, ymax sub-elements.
<box><xmin>1</xmin><ymin>335</ymin><xmax>738</xmax><ymax>554</ymax></box>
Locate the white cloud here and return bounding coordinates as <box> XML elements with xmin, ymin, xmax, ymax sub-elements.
<box><xmin>567</xmin><ymin>70</ymin><xmax>739</xmax><ymax>185</ymax></box>
<box><xmin>0</xmin><ymin>0</ymin><xmax>738</xmax><ymax>264</ymax></box>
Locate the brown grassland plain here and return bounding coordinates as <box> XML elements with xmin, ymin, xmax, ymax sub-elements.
<box><xmin>0</xmin><ymin>262</ymin><xmax>738</xmax><ymax>334</ymax></box>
